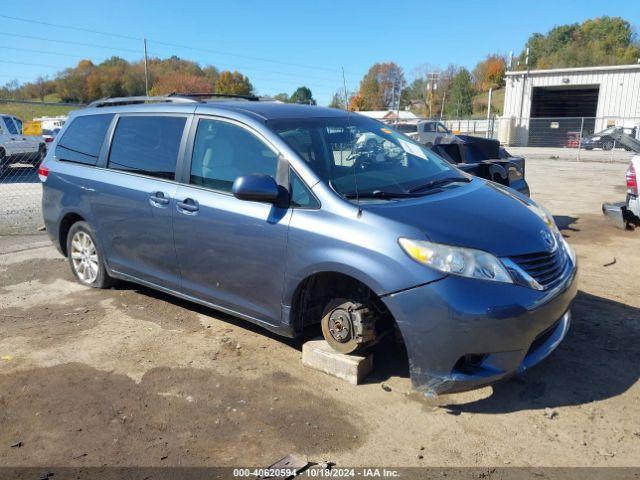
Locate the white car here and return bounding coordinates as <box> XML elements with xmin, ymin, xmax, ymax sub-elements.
<box><xmin>0</xmin><ymin>114</ymin><xmax>46</xmax><ymax>175</ymax></box>
<box><xmin>394</xmin><ymin>120</ymin><xmax>455</xmax><ymax>147</ymax></box>
<box><xmin>602</xmin><ymin>155</ymin><xmax>640</xmax><ymax>229</ymax></box>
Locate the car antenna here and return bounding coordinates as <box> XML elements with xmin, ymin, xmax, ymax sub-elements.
<box><xmin>343</xmin><ymin>67</ymin><xmax>362</xmax><ymax>218</ymax></box>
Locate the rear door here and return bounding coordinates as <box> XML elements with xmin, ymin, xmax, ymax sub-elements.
<box><xmin>92</xmin><ymin>114</ymin><xmax>190</xmax><ymax>289</ymax></box>
<box><xmin>173</xmin><ymin>116</ymin><xmax>291</xmax><ymax>325</ymax></box>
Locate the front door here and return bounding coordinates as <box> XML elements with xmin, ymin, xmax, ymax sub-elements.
<box><xmin>93</xmin><ymin>114</ymin><xmax>188</xmax><ymax>289</ymax></box>
<box><xmin>173</xmin><ymin>117</ymin><xmax>291</xmax><ymax>325</ymax></box>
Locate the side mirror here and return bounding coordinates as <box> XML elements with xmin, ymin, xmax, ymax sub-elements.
<box><xmin>232</xmin><ymin>174</ymin><xmax>280</xmax><ymax>203</ymax></box>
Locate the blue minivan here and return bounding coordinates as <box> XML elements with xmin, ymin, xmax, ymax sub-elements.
<box><xmin>40</xmin><ymin>95</ymin><xmax>578</xmax><ymax>395</ymax></box>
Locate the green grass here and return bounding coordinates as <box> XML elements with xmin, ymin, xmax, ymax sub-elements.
<box><xmin>0</xmin><ymin>101</ymin><xmax>80</xmax><ymax>123</ymax></box>
<box><xmin>472</xmin><ymin>87</ymin><xmax>504</xmax><ymax>117</ymax></box>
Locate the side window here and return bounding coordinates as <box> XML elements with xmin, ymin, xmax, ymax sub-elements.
<box><xmin>108</xmin><ymin>116</ymin><xmax>186</xmax><ymax>180</ymax></box>
<box><xmin>190</xmin><ymin>118</ymin><xmax>278</xmax><ymax>193</ymax></box>
<box><xmin>13</xmin><ymin>117</ymin><xmax>23</xmax><ymax>134</ymax></box>
<box><xmin>2</xmin><ymin>116</ymin><xmax>19</xmax><ymax>135</ymax></box>
<box><xmin>436</xmin><ymin>123</ymin><xmax>449</xmax><ymax>133</ymax></box>
<box><xmin>290</xmin><ymin>169</ymin><xmax>319</xmax><ymax>209</ymax></box>
<box><xmin>56</xmin><ymin>114</ymin><xmax>114</xmax><ymax>165</ymax></box>
<box><xmin>423</xmin><ymin>123</ymin><xmax>435</xmax><ymax>132</ymax></box>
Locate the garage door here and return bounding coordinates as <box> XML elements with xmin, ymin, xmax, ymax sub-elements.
<box><xmin>529</xmin><ymin>86</ymin><xmax>599</xmax><ymax>147</ymax></box>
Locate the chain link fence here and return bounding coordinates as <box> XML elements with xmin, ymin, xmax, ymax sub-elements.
<box><xmin>0</xmin><ymin>99</ymin><xmax>83</xmax><ymax>234</ymax></box>
<box><xmin>403</xmin><ymin>116</ymin><xmax>640</xmax><ymax>163</ymax></box>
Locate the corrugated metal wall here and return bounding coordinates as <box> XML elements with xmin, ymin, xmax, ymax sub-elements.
<box><xmin>503</xmin><ymin>65</ymin><xmax>640</xmax><ymax>145</ymax></box>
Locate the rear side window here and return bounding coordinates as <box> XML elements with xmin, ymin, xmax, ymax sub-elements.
<box><xmin>107</xmin><ymin>116</ymin><xmax>186</xmax><ymax>180</ymax></box>
<box><xmin>2</xmin><ymin>116</ymin><xmax>19</xmax><ymax>135</ymax></box>
<box><xmin>56</xmin><ymin>114</ymin><xmax>114</xmax><ymax>165</ymax></box>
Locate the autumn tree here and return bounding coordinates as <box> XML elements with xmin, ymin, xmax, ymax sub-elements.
<box><xmin>355</xmin><ymin>62</ymin><xmax>405</xmax><ymax>110</ymax></box>
<box><xmin>473</xmin><ymin>55</ymin><xmax>506</xmax><ymax>91</ymax></box>
<box><xmin>150</xmin><ymin>71</ymin><xmax>213</xmax><ymax>95</ymax></box>
<box><xmin>215</xmin><ymin>71</ymin><xmax>254</xmax><ymax>95</ymax></box>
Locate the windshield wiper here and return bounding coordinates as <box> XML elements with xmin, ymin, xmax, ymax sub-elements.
<box><xmin>344</xmin><ymin>190</ymin><xmax>415</xmax><ymax>200</ymax></box>
<box><xmin>408</xmin><ymin>176</ymin><xmax>471</xmax><ymax>194</ymax></box>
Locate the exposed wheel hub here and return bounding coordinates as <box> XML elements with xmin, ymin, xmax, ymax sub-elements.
<box><xmin>327</xmin><ymin>308</ymin><xmax>353</xmax><ymax>343</ymax></box>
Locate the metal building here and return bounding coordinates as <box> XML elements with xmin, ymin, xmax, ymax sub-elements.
<box><xmin>501</xmin><ymin>64</ymin><xmax>640</xmax><ymax>146</ymax></box>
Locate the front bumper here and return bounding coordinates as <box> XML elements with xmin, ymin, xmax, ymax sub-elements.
<box><xmin>602</xmin><ymin>200</ymin><xmax>640</xmax><ymax>229</ymax></box>
<box><xmin>382</xmin><ymin>261</ymin><xmax>578</xmax><ymax>395</ymax></box>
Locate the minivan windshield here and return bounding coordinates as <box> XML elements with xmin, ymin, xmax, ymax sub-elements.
<box><xmin>268</xmin><ymin>116</ymin><xmax>461</xmax><ymax>198</ymax></box>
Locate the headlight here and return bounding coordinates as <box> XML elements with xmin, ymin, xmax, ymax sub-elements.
<box><xmin>399</xmin><ymin>238</ymin><xmax>513</xmax><ymax>284</ymax></box>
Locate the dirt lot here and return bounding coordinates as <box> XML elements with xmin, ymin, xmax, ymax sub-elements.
<box><xmin>1</xmin><ymin>159</ymin><xmax>639</xmax><ymax>468</ymax></box>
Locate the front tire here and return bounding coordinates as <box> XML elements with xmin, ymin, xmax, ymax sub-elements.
<box><xmin>66</xmin><ymin>221</ymin><xmax>114</xmax><ymax>288</ymax></box>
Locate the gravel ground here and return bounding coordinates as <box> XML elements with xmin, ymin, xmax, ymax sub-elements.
<box><xmin>0</xmin><ymin>165</ymin><xmax>41</xmax><ymax>235</ymax></box>
<box><xmin>0</xmin><ymin>159</ymin><xmax>639</xmax><ymax>469</ymax></box>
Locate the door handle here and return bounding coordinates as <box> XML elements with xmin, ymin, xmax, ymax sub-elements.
<box><xmin>149</xmin><ymin>191</ymin><xmax>170</xmax><ymax>207</ymax></box>
<box><xmin>176</xmin><ymin>198</ymin><xmax>199</xmax><ymax>215</ymax></box>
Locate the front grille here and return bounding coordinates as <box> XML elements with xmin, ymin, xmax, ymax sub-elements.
<box><xmin>510</xmin><ymin>247</ymin><xmax>568</xmax><ymax>289</ymax></box>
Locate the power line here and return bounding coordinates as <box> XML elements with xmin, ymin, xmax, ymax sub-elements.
<box><xmin>0</xmin><ymin>45</ymin><xmax>107</xmax><ymax>61</ymax></box>
<box><xmin>0</xmin><ymin>14</ymin><xmax>140</xmax><ymax>41</ymax></box>
<box><xmin>0</xmin><ymin>31</ymin><xmax>139</xmax><ymax>54</ymax></box>
<box><xmin>0</xmin><ymin>14</ymin><xmax>360</xmax><ymax>77</ymax></box>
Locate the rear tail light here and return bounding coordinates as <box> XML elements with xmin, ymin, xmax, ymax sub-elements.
<box><xmin>627</xmin><ymin>162</ymin><xmax>637</xmax><ymax>196</ymax></box>
<box><xmin>37</xmin><ymin>165</ymin><xmax>49</xmax><ymax>182</ymax></box>
<box><xmin>44</xmin><ymin>137</ymin><xmax>54</xmax><ymax>143</ymax></box>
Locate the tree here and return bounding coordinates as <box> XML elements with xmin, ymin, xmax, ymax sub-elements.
<box><xmin>273</xmin><ymin>92</ymin><xmax>290</xmax><ymax>102</ymax></box>
<box><xmin>517</xmin><ymin>16</ymin><xmax>640</xmax><ymax>69</ymax></box>
<box><xmin>150</xmin><ymin>72</ymin><xmax>213</xmax><ymax>95</ymax></box>
<box><xmin>328</xmin><ymin>91</ymin><xmax>346</xmax><ymax>109</ymax></box>
<box><xmin>290</xmin><ymin>86</ymin><xmax>315</xmax><ymax>104</ymax></box>
<box><xmin>446</xmin><ymin>68</ymin><xmax>474</xmax><ymax>117</ymax></box>
<box><xmin>355</xmin><ymin>62</ymin><xmax>405</xmax><ymax>110</ymax></box>
<box><xmin>473</xmin><ymin>55</ymin><xmax>506</xmax><ymax>91</ymax></box>
<box><xmin>347</xmin><ymin>93</ymin><xmax>367</xmax><ymax>111</ymax></box>
<box><xmin>215</xmin><ymin>71</ymin><xmax>253</xmax><ymax>95</ymax></box>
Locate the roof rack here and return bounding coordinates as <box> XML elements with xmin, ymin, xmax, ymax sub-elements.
<box><xmin>169</xmin><ymin>92</ymin><xmax>261</xmax><ymax>102</ymax></box>
<box><xmin>87</xmin><ymin>95</ymin><xmax>201</xmax><ymax>108</ymax></box>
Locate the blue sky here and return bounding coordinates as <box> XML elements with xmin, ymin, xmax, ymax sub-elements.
<box><xmin>1</xmin><ymin>0</ymin><xmax>639</xmax><ymax>105</ymax></box>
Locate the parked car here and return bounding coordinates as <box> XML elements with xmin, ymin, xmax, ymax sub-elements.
<box><xmin>40</xmin><ymin>95</ymin><xmax>578</xmax><ymax>395</ymax></box>
<box><xmin>581</xmin><ymin>126</ymin><xmax>638</xmax><ymax>151</ymax></box>
<box><xmin>602</xmin><ymin>155</ymin><xmax>640</xmax><ymax>229</ymax></box>
<box><xmin>395</xmin><ymin>120</ymin><xmax>455</xmax><ymax>147</ymax></box>
<box><xmin>42</xmin><ymin>127</ymin><xmax>61</xmax><ymax>150</ymax></box>
<box><xmin>0</xmin><ymin>114</ymin><xmax>47</xmax><ymax>175</ymax></box>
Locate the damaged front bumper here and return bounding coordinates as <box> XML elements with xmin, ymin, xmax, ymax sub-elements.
<box><xmin>602</xmin><ymin>201</ymin><xmax>640</xmax><ymax>230</ymax></box>
<box><xmin>381</xmin><ymin>263</ymin><xmax>578</xmax><ymax>396</ymax></box>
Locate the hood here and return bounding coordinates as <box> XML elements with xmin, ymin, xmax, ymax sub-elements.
<box><xmin>364</xmin><ymin>179</ymin><xmax>555</xmax><ymax>256</ymax></box>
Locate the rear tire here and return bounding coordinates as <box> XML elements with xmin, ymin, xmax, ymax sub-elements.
<box><xmin>66</xmin><ymin>221</ymin><xmax>115</xmax><ymax>289</ymax></box>
<box><xmin>0</xmin><ymin>148</ymin><xmax>6</xmax><ymax>177</ymax></box>
<box><xmin>602</xmin><ymin>139</ymin><xmax>614</xmax><ymax>151</ymax></box>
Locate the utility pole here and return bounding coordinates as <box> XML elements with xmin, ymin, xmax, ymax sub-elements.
<box><xmin>517</xmin><ymin>47</ymin><xmax>530</xmax><ymax>129</ymax></box>
<box><xmin>440</xmin><ymin>91</ymin><xmax>446</xmax><ymax>120</ymax></box>
<box><xmin>143</xmin><ymin>38</ymin><xmax>149</xmax><ymax>96</ymax></box>
<box><xmin>486</xmin><ymin>87</ymin><xmax>493</xmax><ymax>138</ymax></box>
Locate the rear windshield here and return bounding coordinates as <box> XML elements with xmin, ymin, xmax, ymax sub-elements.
<box><xmin>394</xmin><ymin>123</ymin><xmax>418</xmax><ymax>134</ymax></box>
<box><xmin>56</xmin><ymin>114</ymin><xmax>114</xmax><ymax>165</ymax></box>
<box><xmin>267</xmin><ymin>116</ymin><xmax>457</xmax><ymax>198</ymax></box>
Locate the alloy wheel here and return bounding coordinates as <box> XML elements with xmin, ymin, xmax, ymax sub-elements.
<box><xmin>70</xmin><ymin>231</ymin><xmax>99</xmax><ymax>284</ymax></box>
